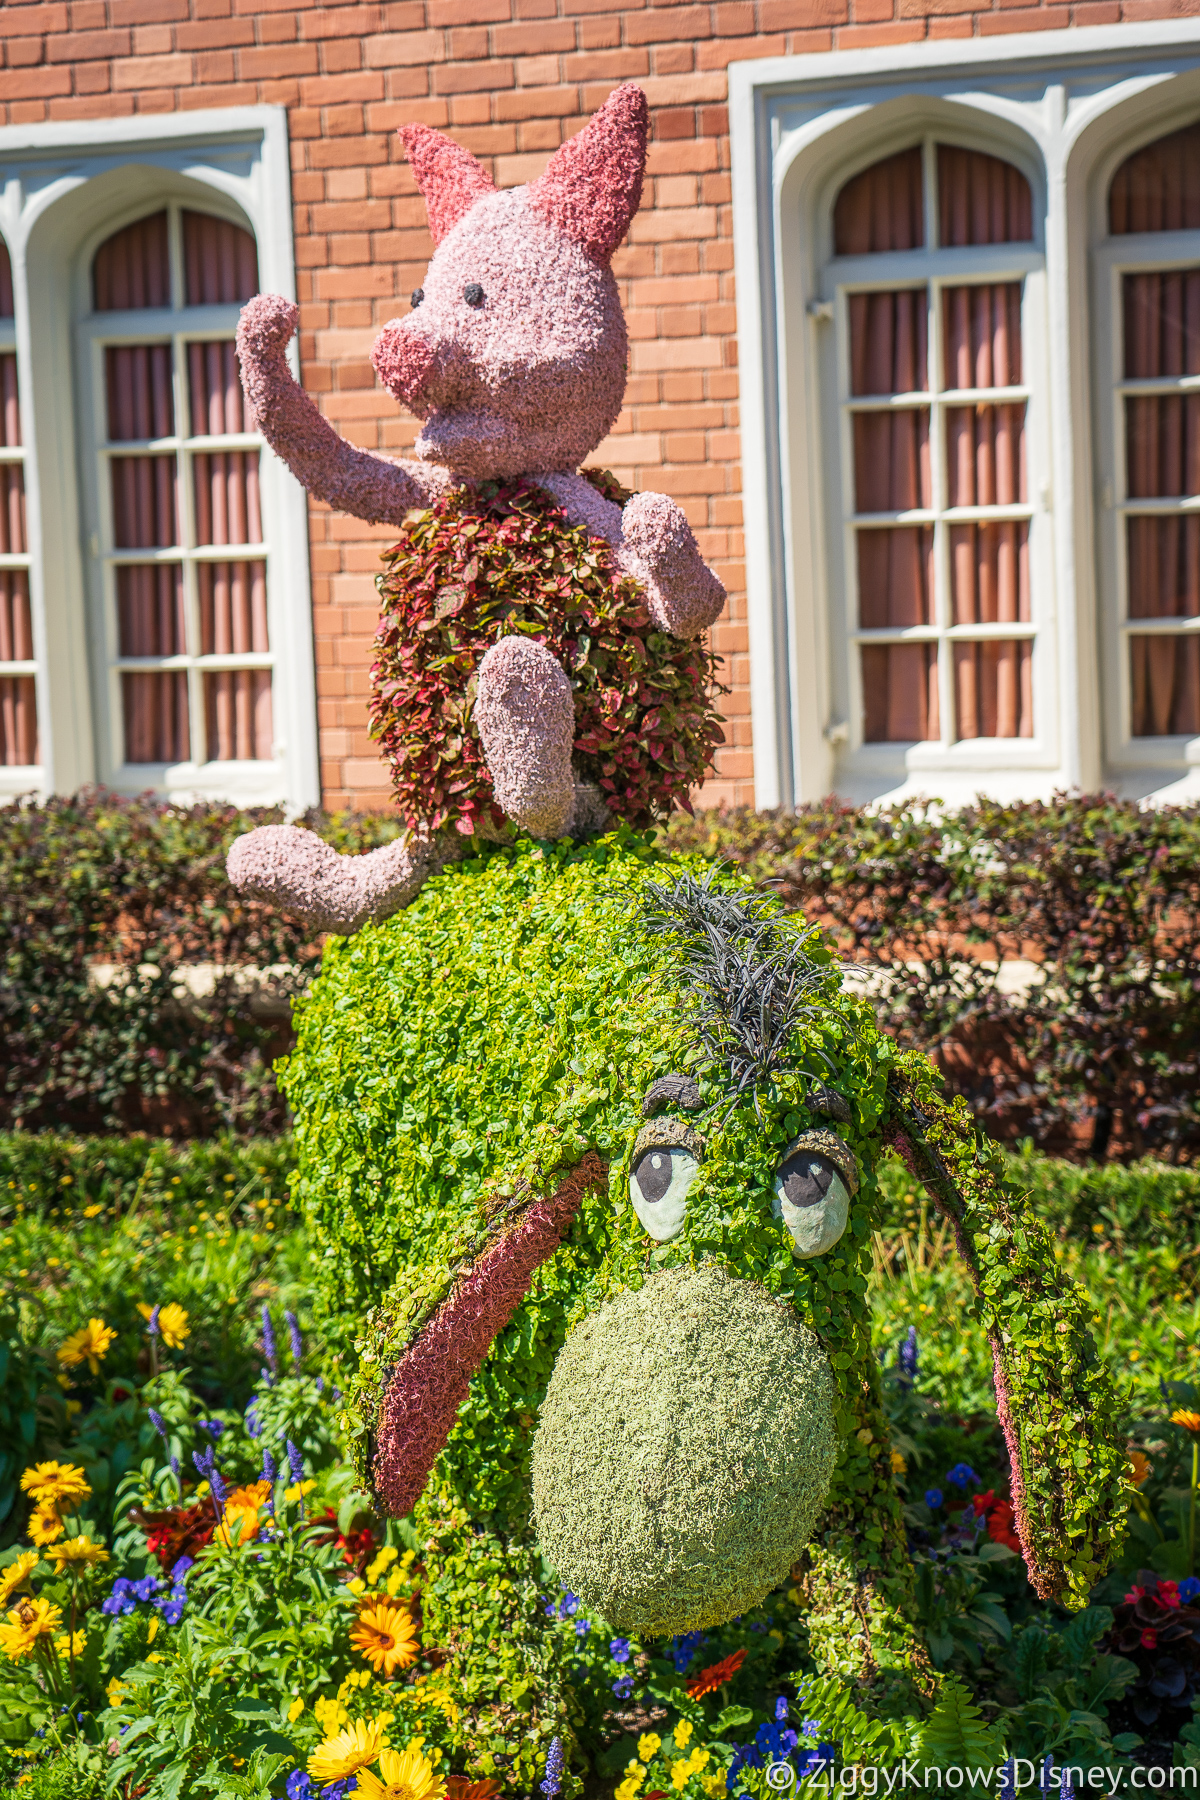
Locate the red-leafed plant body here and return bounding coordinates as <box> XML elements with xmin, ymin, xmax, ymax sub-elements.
<box><xmin>369</xmin><ymin>473</ymin><xmax>725</xmax><ymax>837</ymax></box>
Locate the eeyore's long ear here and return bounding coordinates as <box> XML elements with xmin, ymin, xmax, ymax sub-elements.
<box><xmin>528</xmin><ymin>83</ymin><xmax>649</xmax><ymax>264</ymax></box>
<box><xmin>397</xmin><ymin>124</ymin><xmax>496</xmax><ymax>243</ymax></box>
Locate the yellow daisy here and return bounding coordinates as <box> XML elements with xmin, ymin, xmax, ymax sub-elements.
<box><xmin>46</xmin><ymin>1536</ymin><xmax>108</xmax><ymax>1572</ymax></box>
<box><xmin>0</xmin><ymin>1597</ymin><xmax>63</xmax><ymax>1661</ymax></box>
<box><xmin>350</xmin><ymin>1599</ymin><xmax>419</xmax><ymax>1678</ymax></box>
<box><xmin>356</xmin><ymin>1746</ymin><xmax>446</xmax><ymax>1800</ymax></box>
<box><xmin>307</xmin><ymin>1718</ymin><xmax>387</xmax><ymax>1784</ymax></box>
<box><xmin>217</xmin><ymin>1481</ymin><xmax>272</xmax><ymax>1547</ymax></box>
<box><xmin>19</xmin><ymin>1463</ymin><xmax>90</xmax><ymax>1511</ymax></box>
<box><xmin>57</xmin><ymin>1319</ymin><xmax>117</xmax><ymax>1376</ymax></box>
<box><xmin>27</xmin><ymin>1509</ymin><xmax>64</xmax><ymax>1547</ymax></box>
<box><xmin>1171</xmin><ymin>1409</ymin><xmax>1200</xmax><ymax>1435</ymax></box>
<box><xmin>0</xmin><ymin>1553</ymin><xmax>38</xmax><ymax>1608</ymax></box>
<box><xmin>55</xmin><ymin>1630</ymin><xmax>87</xmax><ymax>1658</ymax></box>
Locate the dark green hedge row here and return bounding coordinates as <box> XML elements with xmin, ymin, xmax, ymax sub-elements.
<box><xmin>666</xmin><ymin>794</ymin><xmax>1200</xmax><ymax>1159</ymax></box>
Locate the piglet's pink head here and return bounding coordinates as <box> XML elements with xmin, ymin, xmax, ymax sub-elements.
<box><xmin>371</xmin><ymin>84</ymin><xmax>649</xmax><ymax>482</ymax></box>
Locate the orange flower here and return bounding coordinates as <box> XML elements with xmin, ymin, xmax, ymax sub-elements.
<box><xmin>217</xmin><ymin>1482</ymin><xmax>272</xmax><ymax>1547</ymax></box>
<box><xmin>685</xmin><ymin>1648</ymin><xmax>746</xmax><ymax>1699</ymax></box>
<box><xmin>1170</xmin><ymin>1409</ymin><xmax>1200</xmax><ymax>1436</ymax></box>
<box><xmin>350</xmin><ymin>1598</ymin><xmax>418</xmax><ymax>1678</ymax></box>
<box><xmin>445</xmin><ymin>1782</ymin><xmax>502</xmax><ymax>1800</ymax></box>
<box><xmin>1127</xmin><ymin>1448</ymin><xmax>1152</xmax><ymax>1487</ymax></box>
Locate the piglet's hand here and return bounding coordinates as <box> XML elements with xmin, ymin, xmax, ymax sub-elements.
<box><xmin>475</xmin><ymin>638</ymin><xmax>575</xmax><ymax>839</ymax></box>
<box><xmin>226</xmin><ymin>825</ymin><xmax>437</xmax><ymax>935</ymax></box>
<box><xmin>620</xmin><ymin>491</ymin><xmax>726</xmax><ymax>640</ymax></box>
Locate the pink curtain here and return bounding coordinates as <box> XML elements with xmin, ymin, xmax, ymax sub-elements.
<box><xmin>0</xmin><ymin>572</ymin><xmax>36</xmax><ymax>767</ymax></box>
<box><xmin>189</xmin><ymin>340</ymin><xmax>248</xmax><ymax>436</ymax></box>
<box><xmin>122</xmin><ymin>672</ymin><xmax>189</xmax><ymax>763</ymax></box>
<box><xmin>834</xmin><ymin>148</ymin><xmax>924</xmax><ymax>255</ymax></box>
<box><xmin>862</xmin><ymin>643</ymin><xmax>939</xmax><ymax>743</ymax></box>
<box><xmin>1110</xmin><ymin>123</ymin><xmax>1200</xmax><ymax>235</ymax></box>
<box><xmin>937</xmin><ymin>147</ymin><xmax>1032</xmax><ymax>247</ymax></box>
<box><xmin>106</xmin><ymin>344</ymin><xmax>174</xmax><ymax>441</ymax></box>
<box><xmin>93</xmin><ymin>212</ymin><xmax>170</xmax><ymax>312</ymax></box>
<box><xmin>194</xmin><ymin>443</ymin><xmax>270</xmax><ymax>760</ymax></box>
<box><xmin>182</xmin><ymin>212</ymin><xmax>259</xmax><ymax>306</ymax></box>
<box><xmin>943</xmin><ymin>281</ymin><xmax>1022</xmax><ymax>389</ymax></box>
<box><xmin>2</xmin><ymin>354</ymin><xmax>22</xmax><ymax>448</ymax></box>
<box><xmin>0</xmin><ymin>239</ymin><xmax>13</xmax><ymax>319</ymax></box>
<box><xmin>204</xmin><ymin>669</ymin><xmax>272</xmax><ymax>762</ymax></box>
<box><xmin>117</xmin><ymin>565</ymin><xmax>186</xmax><ymax>659</ymax></box>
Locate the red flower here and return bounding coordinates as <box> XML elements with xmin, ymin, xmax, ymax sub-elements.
<box><xmin>686</xmin><ymin>1648</ymin><xmax>747</xmax><ymax>1699</ymax></box>
<box><xmin>1141</xmin><ymin>1628</ymin><xmax>1158</xmax><ymax>1649</ymax></box>
<box><xmin>972</xmin><ymin>1490</ymin><xmax>998</xmax><ymax>1517</ymax></box>
<box><xmin>1156</xmin><ymin>1580</ymin><xmax>1181</xmax><ymax>1609</ymax></box>
<box><xmin>1124</xmin><ymin>1584</ymin><xmax>1148</xmax><ymax>1605</ymax></box>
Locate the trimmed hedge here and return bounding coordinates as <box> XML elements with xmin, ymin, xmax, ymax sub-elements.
<box><xmin>667</xmin><ymin>794</ymin><xmax>1200</xmax><ymax>1160</ymax></box>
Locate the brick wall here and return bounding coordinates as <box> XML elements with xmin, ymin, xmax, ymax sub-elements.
<box><xmin>0</xmin><ymin>0</ymin><xmax>1177</xmax><ymax>810</ymax></box>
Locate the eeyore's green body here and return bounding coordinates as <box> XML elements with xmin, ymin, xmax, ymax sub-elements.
<box><xmin>283</xmin><ymin>831</ymin><xmax>1126</xmax><ymax>1793</ymax></box>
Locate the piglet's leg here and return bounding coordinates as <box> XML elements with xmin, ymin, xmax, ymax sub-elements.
<box><xmin>621</xmin><ymin>491</ymin><xmax>726</xmax><ymax>639</ymax></box>
<box><xmin>226</xmin><ymin>825</ymin><xmax>442</xmax><ymax>935</ymax></box>
<box><xmin>475</xmin><ymin>638</ymin><xmax>575</xmax><ymax>839</ymax></box>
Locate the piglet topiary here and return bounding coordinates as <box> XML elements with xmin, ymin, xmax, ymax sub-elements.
<box><xmin>227</xmin><ymin>84</ymin><xmax>727</xmax><ymax>933</ymax></box>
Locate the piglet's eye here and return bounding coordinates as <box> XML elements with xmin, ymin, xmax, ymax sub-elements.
<box><xmin>464</xmin><ymin>283</ymin><xmax>485</xmax><ymax>307</ymax></box>
<box><xmin>410</xmin><ymin>288</ymin><xmax>424</xmax><ymax>308</ymax></box>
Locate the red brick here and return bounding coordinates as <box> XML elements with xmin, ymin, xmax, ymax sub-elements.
<box><xmin>977</xmin><ymin>6</ymin><xmax>1068</xmax><ymax>24</ymax></box>
<box><xmin>434</xmin><ymin>57</ymin><xmax>513</xmax><ymax>90</ymax></box>
<box><xmin>6</xmin><ymin>37</ymin><xmax>46</xmax><ymax>65</ymax></box>
<box><xmin>4</xmin><ymin>62</ymin><xmax>70</xmax><ymax>92</ymax></box>
<box><xmin>48</xmin><ymin>90</ymin><xmax>134</xmax><ymax>114</ymax></box>
<box><xmin>73</xmin><ymin>59</ymin><xmax>111</xmax><ymax>89</ymax></box>
<box><xmin>493</xmin><ymin>17</ymin><xmax>576</xmax><ymax>49</ymax></box>
<box><xmin>563</xmin><ymin>46</ymin><xmax>648</xmax><ymax>75</ymax></box>
<box><xmin>0</xmin><ymin>3</ymin><xmax>67</xmax><ymax>33</ymax></box>
<box><xmin>304</xmin><ymin>6</ymin><xmax>384</xmax><ymax>36</ymax></box>
<box><xmin>448</xmin><ymin>24</ymin><xmax>491</xmax><ymax>54</ymax></box>
<box><xmin>427</xmin><ymin>0</ymin><xmax>510</xmax><ymax>20</ymax></box>
<box><xmin>47</xmin><ymin>26</ymin><xmax>130</xmax><ymax>57</ymax></box>
<box><xmin>237</xmin><ymin>41</ymin><xmax>318</xmax><ymax>74</ymax></box>
<box><xmin>495</xmin><ymin>82</ymin><xmax>579</xmax><ymax>117</ymax></box>
<box><xmin>626</xmin><ymin>3</ymin><xmax>710</xmax><ymax>36</ymax></box>
<box><xmin>579</xmin><ymin>14</ymin><xmax>620</xmax><ymax>41</ymax></box>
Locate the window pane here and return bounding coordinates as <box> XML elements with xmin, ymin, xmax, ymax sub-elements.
<box><xmin>204</xmin><ymin>669</ymin><xmax>272</xmax><ymax>760</ymax></box>
<box><xmin>106</xmin><ymin>346</ymin><xmax>174</xmax><ymax>442</ymax></box>
<box><xmin>111</xmin><ymin>455</ymin><xmax>178</xmax><ymax>549</ymax></box>
<box><xmin>857</xmin><ymin>527</ymin><xmax>934</xmax><ymax>627</ymax></box>
<box><xmin>937</xmin><ymin>147</ymin><xmax>1032</xmax><ymax>247</ymax></box>
<box><xmin>93</xmin><ymin>212</ymin><xmax>170</xmax><ymax>312</ymax></box>
<box><xmin>862</xmin><ymin>643</ymin><xmax>939</xmax><ymax>741</ymax></box>
<box><xmin>1126</xmin><ymin>393</ymin><xmax>1200</xmax><ymax>499</ymax></box>
<box><xmin>0</xmin><ymin>571</ymin><xmax>32</xmax><ymax>662</ymax></box>
<box><xmin>1126</xmin><ymin>517</ymin><xmax>1200</xmax><ymax>619</ymax></box>
<box><xmin>853</xmin><ymin>411</ymin><xmax>931</xmax><ymax>513</ymax></box>
<box><xmin>950</xmin><ymin>523</ymin><xmax>1030</xmax><ymax>625</ymax></box>
<box><xmin>192</xmin><ymin>451</ymin><xmax>262</xmax><ymax>546</ymax></box>
<box><xmin>1123</xmin><ymin>269</ymin><xmax>1200</xmax><ymax>379</ymax></box>
<box><xmin>945</xmin><ymin>404</ymin><xmax>1026</xmax><ymax>508</ymax></box>
<box><xmin>954</xmin><ymin>641</ymin><xmax>1032</xmax><ymax>739</ymax></box>
<box><xmin>847</xmin><ymin>289</ymin><xmax>927</xmax><ymax>395</ymax></box>
<box><xmin>0</xmin><ymin>464</ymin><xmax>26</xmax><ymax>557</ymax></box>
<box><xmin>942</xmin><ymin>283</ymin><xmax>1022</xmax><ymax>389</ymax></box>
<box><xmin>1</xmin><ymin>353</ymin><xmax>20</xmax><ymax>446</ymax></box>
<box><xmin>182</xmin><ymin>212</ymin><xmax>259</xmax><ymax>306</ymax></box>
<box><xmin>117</xmin><ymin>565</ymin><xmax>187</xmax><ymax>658</ymax></box>
<box><xmin>1130</xmin><ymin>635</ymin><xmax>1200</xmax><ymax>735</ymax></box>
<box><xmin>1110</xmin><ymin>123</ymin><xmax>1200</xmax><ymax>235</ymax></box>
<box><xmin>188</xmin><ymin>340</ymin><xmax>248</xmax><ymax>437</ymax></box>
<box><xmin>834</xmin><ymin>148</ymin><xmax>924</xmax><ymax>254</ymax></box>
<box><xmin>122</xmin><ymin>671</ymin><xmax>189</xmax><ymax>763</ymax></box>
<box><xmin>199</xmin><ymin>561</ymin><xmax>269</xmax><ymax>655</ymax></box>
<box><xmin>0</xmin><ymin>676</ymin><xmax>37</xmax><ymax>765</ymax></box>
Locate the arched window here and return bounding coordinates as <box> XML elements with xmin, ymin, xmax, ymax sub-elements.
<box><xmin>825</xmin><ymin>138</ymin><xmax>1039</xmax><ymax>754</ymax></box>
<box><xmin>0</xmin><ymin>237</ymin><xmax>35</xmax><ymax>772</ymax></box>
<box><xmin>1100</xmin><ymin>122</ymin><xmax>1200</xmax><ymax>744</ymax></box>
<box><xmin>82</xmin><ymin>201</ymin><xmax>272</xmax><ymax>781</ymax></box>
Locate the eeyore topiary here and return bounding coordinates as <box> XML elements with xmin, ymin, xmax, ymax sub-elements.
<box><xmin>226</xmin><ymin>83</ymin><xmax>1128</xmax><ymax>1799</ymax></box>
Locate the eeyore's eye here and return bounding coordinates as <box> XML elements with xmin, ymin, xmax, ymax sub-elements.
<box><xmin>629</xmin><ymin>1120</ymin><xmax>702</xmax><ymax>1244</ymax></box>
<box><xmin>773</xmin><ymin>1129</ymin><xmax>858</xmax><ymax>1261</ymax></box>
<box><xmin>463</xmin><ymin>283</ymin><xmax>485</xmax><ymax>308</ymax></box>
<box><xmin>411</xmin><ymin>288</ymin><xmax>424</xmax><ymax>307</ymax></box>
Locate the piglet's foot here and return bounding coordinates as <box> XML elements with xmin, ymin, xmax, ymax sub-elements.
<box><xmin>475</xmin><ymin>637</ymin><xmax>575</xmax><ymax>839</ymax></box>
<box><xmin>621</xmin><ymin>491</ymin><xmax>726</xmax><ymax>639</ymax></box>
<box><xmin>226</xmin><ymin>825</ymin><xmax>442</xmax><ymax>935</ymax></box>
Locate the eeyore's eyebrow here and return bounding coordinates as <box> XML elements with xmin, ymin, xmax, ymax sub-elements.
<box><xmin>641</xmin><ymin>1073</ymin><xmax>702</xmax><ymax>1118</ymax></box>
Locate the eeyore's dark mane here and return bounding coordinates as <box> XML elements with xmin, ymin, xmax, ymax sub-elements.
<box><xmin>639</xmin><ymin>868</ymin><xmax>843</xmax><ymax>1112</ymax></box>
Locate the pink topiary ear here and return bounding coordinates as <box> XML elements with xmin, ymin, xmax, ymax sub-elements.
<box><xmin>398</xmin><ymin>123</ymin><xmax>497</xmax><ymax>244</ymax></box>
<box><xmin>527</xmin><ymin>83</ymin><xmax>649</xmax><ymax>265</ymax></box>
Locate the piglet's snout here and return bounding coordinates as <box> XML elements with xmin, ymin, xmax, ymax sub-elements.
<box><xmin>372</xmin><ymin>320</ymin><xmax>474</xmax><ymax>412</ymax></box>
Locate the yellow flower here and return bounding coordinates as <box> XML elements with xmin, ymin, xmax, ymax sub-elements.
<box><xmin>350</xmin><ymin>1599</ymin><xmax>419</xmax><ymax>1678</ymax></box>
<box><xmin>106</xmin><ymin>1676</ymin><xmax>127</xmax><ymax>1708</ymax></box>
<box><xmin>288</xmin><ymin>1697</ymin><xmax>306</xmax><ymax>1724</ymax></box>
<box><xmin>637</xmin><ymin>1735</ymin><xmax>661</xmax><ymax>1763</ymax></box>
<box><xmin>356</xmin><ymin>1745</ymin><xmax>445</xmax><ymax>1800</ymax></box>
<box><xmin>147</xmin><ymin>1615</ymin><xmax>159</xmax><ymax>1643</ymax></box>
<box><xmin>1171</xmin><ymin>1409</ymin><xmax>1200</xmax><ymax>1436</ymax></box>
<box><xmin>83</xmin><ymin>1204</ymin><xmax>104</xmax><ymax>1218</ymax></box>
<box><xmin>670</xmin><ymin>1762</ymin><xmax>690</xmax><ymax>1793</ymax></box>
<box><xmin>19</xmin><ymin>1463</ymin><xmax>90</xmax><ymax>1511</ymax></box>
<box><xmin>308</xmin><ymin>1719</ymin><xmax>387</xmax><ymax>1784</ymax></box>
<box><xmin>673</xmin><ymin>1720</ymin><xmax>693</xmax><ymax>1749</ymax></box>
<box><xmin>0</xmin><ymin>1597</ymin><xmax>63</xmax><ymax>1661</ymax></box>
<box><xmin>284</xmin><ymin>1480</ymin><xmax>317</xmax><ymax>1503</ymax></box>
<box><xmin>890</xmin><ymin>1450</ymin><xmax>907</xmax><ymax>1475</ymax></box>
<box><xmin>366</xmin><ymin>1545</ymin><xmax>399</xmax><ymax>1586</ymax></box>
<box><xmin>55</xmin><ymin>1630</ymin><xmax>86</xmax><ymax>1658</ymax></box>
<box><xmin>0</xmin><ymin>1554</ymin><xmax>38</xmax><ymax>1608</ymax></box>
<box><xmin>57</xmin><ymin>1319</ymin><xmax>117</xmax><ymax>1376</ymax></box>
<box><xmin>27</xmin><ymin>1509</ymin><xmax>64</xmax><ymax>1548</ymax></box>
<box><xmin>615</xmin><ymin>1784</ymin><xmax>641</xmax><ymax>1800</ymax></box>
<box><xmin>217</xmin><ymin>1482</ymin><xmax>272</xmax><ymax>1547</ymax></box>
<box><xmin>46</xmin><ymin>1536</ymin><xmax>108</xmax><ymax>1572</ymax></box>
<box><xmin>702</xmin><ymin>1777</ymin><xmax>725</xmax><ymax>1798</ymax></box>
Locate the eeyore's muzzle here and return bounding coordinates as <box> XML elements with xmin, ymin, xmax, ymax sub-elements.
<box><xmin>530</xmin><ymin>1263</ymin><xmax>838</xmax><ymax>1637</ymax></box>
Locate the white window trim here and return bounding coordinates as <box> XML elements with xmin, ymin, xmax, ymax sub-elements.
<box><xmin>0</xmin><ymin>106</ymin><xmax>318</xmax><ymax>812</ymax></box>
<box><xmin>730</xmin><ymin>21</ymin><xmax>1200</xmax><ymax>810</ymax></box>
<box><xmin>0</xmin><ymin>302</ymin><xmax>35</xmax><ymax>775</ymax></box>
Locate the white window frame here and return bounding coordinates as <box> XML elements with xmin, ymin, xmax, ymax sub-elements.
<box><xmin>730</xmin><ymin>22</ymin><xmax>1200</xmax><ymax>810</ymax></box>
<box><xmin>0</xmin><ymin>108</ymin><xmax>317</xmax><ymax>811</ymax></box>
<box><xmin>0</xmin><ymin>300</ymin><xmax>35</xmax><ymax>777</ymax></box>
<box><xmin>822</xmin><ymin>132</ymin><xmax>1049</xmax><ymax>768</ymax></box>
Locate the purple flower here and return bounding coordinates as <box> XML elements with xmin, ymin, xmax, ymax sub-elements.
<box><xmin>998</xmin><ymin>1761</ymin><xmax>1017</xmax><ymax>1800</ymax></box>
<box><xmin>147</xmin><ymin>1409</ymin><xmax>167</xmax><ymax>1440</ymax></box>
<box><xmin>946</xmin><ymin>1462</ymin><xmax>977</xmax><ymax>1490</ymax></box>
<box><xmin>287</xmin><ymin>1773</ymin><xmax>313</xmax><ymax>1800</ymax></box>
<box><xmin>210</xmin><ymin>1464</ymin><xmax>229</xmax><ymax>1506</ymax></box>
<box><xmin>261</xmin><ymin>1305</ymin><xmax>277</xmax><ymax>1377</ymax></box>
<box><xmin>156</xmin><ymin>1593</ymin><xmax>186</xmax><ymax>1625</ymax></box>
<box><xmin>539</xmin><ymin>1738</ymin><xmax>564</xmax><ymax>1796</ymax></box>
<box><xmin>800</xmin><ymin>1720</ymin><xmax>821</xmax><ymax>1740</ymax></box>
<box><xmin>612</xmin><ymin>1675</ymin><xmax>634</xmax><ymax>1699</ymax></box>
<box><xmin>245</xmin><ymin>1398</ymin><xmax>261</xmax><ymax>1440</ymax></box>
<box><xmin>899</xmin><ymin>1325</ymin><xmax>918</xmax><ymax>1380</ymax></box>
<box><xmin>544</xmin><ymin>1601</ymin><xmax>557</xmax><ymax>1618</ymax></box>
<box><xmin>101</xmin><ymin>1578</ymin><xmax>136</xmax><ymax>1617</ymax></box>
<box><xmin>199</xmin><ymin>1419</ymin><xmax>224</xmax><ymax>1439</ymax></box>
<box><xmin>133</xmin><ymin>1575</ymin><xmax>159</xmax><ymax>1602</ymax></box>
<box><xmin>925</xmin><ymin>1489</ymin><xmax>943</xmax><ymax>1509</ymax></box>
<box><xmin>574</xmin><ymin>1618</ymin><xmax>590</xmax><ymax>1638</ymax></box>
<box><xmin>775</xmin><ymin>1696</ymin><xmax>789</xmax><ymax>1723</ymax></box>
<box><xmin>315</xmin><ymin>1376</ymin><xmax>325</xmax><ymax>1395</ymax></box>
<box><xmin>285</xmin><ymin>1439</ymin><xmax>305</xmax><ymax>1486</ymax></box>
<box><xmin>558</xmin><ymin>1593</ymin><xmax>579</xmax><ymax>1618</ymax></box>
<box><xmin>262</xmin><ymin>1447</ymin><xmax>278</xmax><ymax>1483</ymax></box>
<box><xmin>610</xmin><ymin>1637</ymin><xmax>631</xmax><ymax>1664</ymax></box>
<box><xmin>147</xmin><ymin>1306</ymin><xmax>161</xmax><ymax>1339</ymax></box>
<box><xmin>170</xmin><ymin>1454</ymin><xmax>180</xmax><ymax>1478</ymax></box>
<box><xmin>170</xmin><ymin>1556</ymin><xmax>194</xmax><ymax>1580</ymax></box>
<box><xmin>668</xmin><ymin>1629</ymin><xmax>705</xmax><ymax>1673</ymax></box>
<box><xmin>1180</xmin><ymin>1576</ymin><xmax>1200</xmax><ymax>1604</ymax></box>
<box><xmin>286</xmin><ymin>1310</ymin><xmax>303</xmax><ymax>1369</ymax></box>
<box><xmin>192</xmin><ymin>1447</ymin><xmax>214</xmax><ymax>1478</ymax></box>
